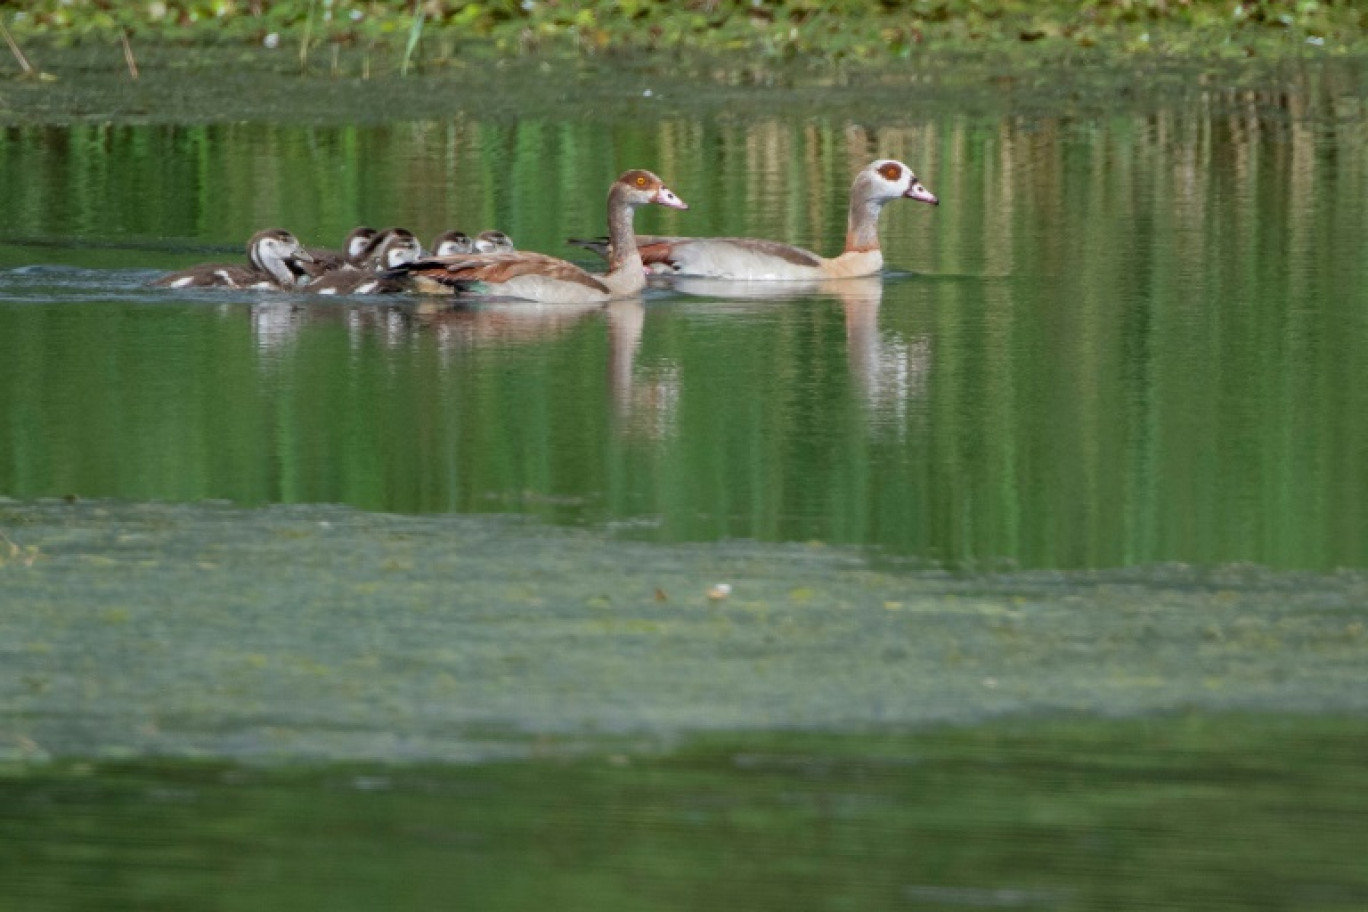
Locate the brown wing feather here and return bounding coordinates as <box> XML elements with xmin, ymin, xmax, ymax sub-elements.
<box><xmin>306</xmin><ymin>269</ymin><xmax>404</xmax><ymax>295</ymax></box>
<box><xmin>566</xmin><ymin>237</ymin><xmax>610</xmax><ymax>256</ymax></box>
<box><xmin>565</xmin><ymin>235</ymin><xmax>686</xmax><ymax>267</ymax></box>
<box><xmin>152</xmin><ymin>263</ymin><xmax>260</xmax><ymax>288</ymax></box>
<box><xmin>404</xmin><ymin>252</ymin><xmax>610</xmax><ymax>295</ymax></box>
<box><xmin>302</xmin><ymin>248</ymin><xmax>348</xmax><ymax>277</ymax></box>
<box><xmin>637</xmin><ymin>241</ymin><xmax>676</xmax><ymax>267</ymax></box>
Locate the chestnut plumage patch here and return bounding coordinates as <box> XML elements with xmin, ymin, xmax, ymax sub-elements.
<box><xmin>878</xmin><ymin>162</ymin><xmax>903</xmax><ymax>182</ymax></box>
<box><xmin>619</xmin><ymin>169</ymin><xmax>654</xmax><ymax>190</ymax></box>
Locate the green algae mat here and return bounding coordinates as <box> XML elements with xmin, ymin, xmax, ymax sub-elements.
<box><xmin>2</xmin><ymin>499</ymin><xmax>1365</xmax><ymax>762</ymax></box>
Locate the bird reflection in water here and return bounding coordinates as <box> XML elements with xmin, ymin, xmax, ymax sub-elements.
<box><xmin>245</xmin><ymin>275</ymin><xmax>928</xmax><ymax>442</ymax></box>
<box><xmin>606</xmin><ymin>299</ymin><xmax>682</xmax><ymax>442</ymax></box>
<box><xmin>250</xmin><ymin>300</ymin><xmax>307</xmax><ymax>356</ymax></box>
<box><xmin>669</xmin><ymin>276</ymin><xmax>931</xmax><ymax>428</ymax></box>
<box><xmin>837</xmin><ymin>278</ymin><xmax>931</xmax><ymax>429</ymax></box>
<box><xmin>310</xmin><ymin>298</ymin><xmax>604</xmax><ymax>353</ymax></box>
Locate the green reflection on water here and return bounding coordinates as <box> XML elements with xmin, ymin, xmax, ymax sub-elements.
<box><xmin>1</xmin><ymin>58</ymin><xmax>1365</xmax><ymax>912</ymax></box>
<box><xmin>2</xmin><ymin>716</ymin><xmax>1366</xmax><ymax>912</ymax></box>
<box><xmin>1</xmin><ymin>62</ymin><xmax>1367</xmax><ymax>570</ymax></box>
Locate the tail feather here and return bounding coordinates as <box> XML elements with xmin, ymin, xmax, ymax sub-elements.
<box><xmin>383</xmin><ymin>261</ymin><xmax>480</xmax><ymax>293</ymax></box>
<box><xmin>568</xmin><ymin>236</ymin><xmax>677</xmax><ymax>271</ymax></box>
<box><xmin>566</xmin><ymin>236</ymin><xmax>611</xmax><ymax>259</ymax></box>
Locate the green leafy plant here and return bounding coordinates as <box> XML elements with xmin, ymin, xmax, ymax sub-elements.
<box><xmin>1</xmin><ymin>1</ymin><xmax>1365</xmax><ymax>60</ymax></box>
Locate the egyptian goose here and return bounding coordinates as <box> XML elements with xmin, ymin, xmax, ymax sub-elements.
<box><xmin>572</xmin><ymin>160</ymin><xmax>936</xmax><ymax>280</ymax></box>
<box><xmin>350</xmin><ymin>228</ymin><xmax>422</xmax><ymax>269</ymax></box>
<box><xmin>474</xmin><ymin>230</ymin><xmax>515</xmax><ymax>253</ymax></box>
<box><xmin>391</xmin><ymin>170</ymin><xmax>687</xmax><ymax>304</ymax></box>
<box><xmin>431</xmin><ymin>230</ymin><xmax>476</xmax><ymax>256</ymax></box>
<box><xmin>306</xmin><ymin>229</ymin><xmax>424</xmax><ymax>295</ymax></box>
<box><xmin>152</xmin><ymin>228</ymin><xmax>314</xmax><ymax>289</ymax></box>
<box><xmin>304</xmin><ymin>225</ymin><xmax>378</xmax><ymax>277</ymax></box>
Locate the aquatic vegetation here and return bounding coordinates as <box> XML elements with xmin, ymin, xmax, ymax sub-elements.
<box><xmin>2</xmin><ymin>0</ymin><xmax>1366</xmax><ymax>62</ymax></box>
<box><xmin>2</xmin><ymin>500</ymin><xmax>1367</xmax><ymax>761</ymax></box>
<box><xmin>0</xmin><ymin>529</ymin><xmax>40</xmax><ymax>567</ymax></box>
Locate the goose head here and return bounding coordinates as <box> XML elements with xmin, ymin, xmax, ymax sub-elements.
<box><xmin>611</xmin><ymin>169</ymin><xmax>689</xmax><ymax>211</ymax></box>
<box><xmin>344</xmin><ymin>226</ymin><xmax>379</xmax><ymax>264</ymax></box>
<box><xmin>372</xmin><ymin>229</ymin><xmax>424</xmax><ymax>269</ymax></box>
<box><xmin>861</xmin><ymin>160</ymin><xmax>938</xmax><ymax>207</ymax></box>
<box><xmin>358</xmin><ymin>228</ymin><xmax>419</xmax><ymax>268</ymax></box>
<box><xmin>474</xmin><ymin>230</ymin><xmax>515</xmax><ymax>254</ymax></box>
<box><xmin>431</xmin><ymin>230</ymin><xmax>475</xmax><ymax>257</ymax></box>
<box><xmin>248</xmin><ymin>228</ymin><xmax>314</xmax><ymax>287</ymax></box>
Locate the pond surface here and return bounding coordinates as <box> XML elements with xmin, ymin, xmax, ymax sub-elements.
<box><xmin>5</xmin><ymin>717</ymin><xmax>1367</xmax><ymax>912</ymax></box>
<box><xmin>3</xmin><ymin>55</ymin><xmax>1367</xmax><ymax>570</ymax></box>
<box><xmin>1</xmin><ymin>52</ymin><xmax>1367</xmax><ymax>910</ymax></box>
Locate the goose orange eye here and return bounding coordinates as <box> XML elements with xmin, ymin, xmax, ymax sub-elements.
<box><xmin>635</xmin><ymin>176</ymin><xmax>647</xmax><ymax>186</ymax></box>
<box><xmin>879</xmin><ymin>163</ymin><xmax>902</xmax><ymax>182</ymax></box>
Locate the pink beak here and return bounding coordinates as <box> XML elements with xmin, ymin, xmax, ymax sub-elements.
<box><xmin>655</xmin><ymin>187</ymin><xmax>689</xmax><ymax>210</ymax></box>
<box><xmin>905</xmin><ymin>180</ymin><xmax>939</xmax><ymax>206</ymax></box>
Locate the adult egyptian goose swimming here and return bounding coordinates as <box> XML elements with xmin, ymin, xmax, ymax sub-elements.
<box><xmin>304</xmin><ymin>225</ymin><xmax>378</xmax><ymax>277</ymax></box>
<box><xmin>306</xmin><ymin>229</ymin><xmax>424</xmax><ymax>295</ymax></box>
<box><xmin>391</xmin><ymin>170</ymin><xmax>687</xmax><ymax>304</ymax></box>
<box><xmin>151</xmin><ymin>228</ymin><xmax>315</xmax><ymax>289</ymax></box>
<box><xmin>572</xmin><ymin>160</ymin><xmax>936</xmax><ymax>280</ymax></box>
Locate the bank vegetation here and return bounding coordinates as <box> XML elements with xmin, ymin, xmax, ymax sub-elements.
<box><xmin>4</xmin><ymin>0</ymin><xmax>1366</xmax><ymax>64</ymax></box>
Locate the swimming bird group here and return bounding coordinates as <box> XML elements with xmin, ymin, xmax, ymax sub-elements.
<box><xmin>152</xmin><ymin>161</ymin><xmax>937</xmax><ymax>306</ymax></box>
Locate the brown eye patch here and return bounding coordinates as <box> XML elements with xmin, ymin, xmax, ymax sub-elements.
<box><xmin>878</xmin><ymin>163</ymin><xmax>903</xmax><ymax>182</ymax></box>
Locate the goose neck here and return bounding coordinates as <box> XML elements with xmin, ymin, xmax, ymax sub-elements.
<box><xmin>252</xmin><ymin>242</ymin><xmax>298</xmax><ymax>287</ymax></box>
<box><xmin>604</xmin><ymin>185</ymin><xmax>644</xmax><ymax>277</ymax></box>
<box><xmin>844</xmin><ymin>190</ymin><xmax>886</xmax><ymax>255</ymax></box>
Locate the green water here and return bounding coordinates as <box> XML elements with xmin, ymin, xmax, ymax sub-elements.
<box><xmin>1</xmin><ymin>54</ymin><xmax>1367</xmax><ymax>909</ymax></box>
<box><xmin>4</xmin><ymin>718</ymin><xmax>1367</xmax><ymax>912</ymax></box>
<box><xmin>3</xmin><ymin>59</ymin><xmax>1367</xmax><ymax>569</ymax></box>
<box><xmin>2</xmin><ymin>500</ymin><xmax>1367</xmax><ymax>908</ymax></box>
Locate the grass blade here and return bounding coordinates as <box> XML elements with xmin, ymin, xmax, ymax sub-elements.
<box><xmin>400</xmin><ymin>0</ymin><xmax>425</xmax><ymax>77</ymax></box>
<box><xmin>120</xmin><ymin>28</ymin><xmax>139</xmax><ymax>79</ymax></box>
<box><xmin>0</xmin><ymin>17</ymin><xmax>35</xmax><ymax>76</ymax></box>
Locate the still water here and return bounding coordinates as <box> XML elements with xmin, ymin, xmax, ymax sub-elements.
<box><xmin>1</xmin><ymin>53</ymin><xmax>1367</xmax><ymax>909</ymax></box>
<box><xmin>2</xmin><ymin>61</ymin><xmax>1366</xmax><ymax>570</ymax></box>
